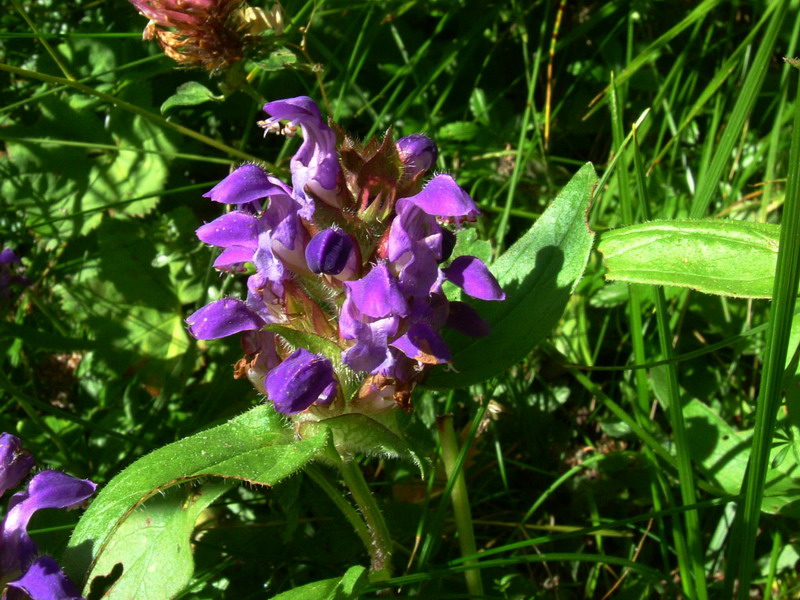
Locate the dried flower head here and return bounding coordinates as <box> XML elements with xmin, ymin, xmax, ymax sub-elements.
<box><xmin>129</xmin><ymin>0</ymin><xmax>283</xmax><ymax>71</ymax></box>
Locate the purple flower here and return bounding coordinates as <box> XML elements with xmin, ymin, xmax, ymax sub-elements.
<box><xmin>263</xmin><ymin>97</ymin><xmax>341</xmax><ymax>211</ymax></box>
<box><xmin>188</xmin><ymin>96</ymin><xmax>506</xmax><ymax>418</ymax></box>
<box><xmin>1</xmin><ymin>433</ymin><xmax>96</xmax><ymax>600</ymax></box>
<box><xmin>265</xmin><ymin>349</ymin><xmax>338</xmax><ymax>414</ymax></box>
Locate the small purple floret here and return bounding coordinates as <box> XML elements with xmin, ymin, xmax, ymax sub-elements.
<box><xmin>265</xmin><ymin>348</ymin><xmax>338</xmax><ymax>414</ymax></box>
<box><xmin>305</xmin><ymin>229</ymin><xmax>355</xmax><ymax>275</ymax></box>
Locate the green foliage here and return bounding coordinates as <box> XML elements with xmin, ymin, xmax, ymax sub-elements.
<box><xmin>4</xmin><ymin>1</ymin><xmax>800</xmax><ymax>598</ymax></box>
<box><xmin>65</xmin><ymin>405</ymin><xmax>328</xmax><ymax>596</ymax></box>
<box><xmin>598</xmin><ymin>219</ymin><xmax>780</xmax><ymax>298</ymax></box>
<box><xmin>161</xmin><ymin>81</ymin><xmax>221</xmax><ymax>113</ymax></box>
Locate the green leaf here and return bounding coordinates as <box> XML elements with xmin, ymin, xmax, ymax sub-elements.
<box><xmin>160</xmin><ymin>81</ymin><xmax>220</xmax><ymax>113</ymax></box>
<box><xmin>469</xmin><ymin>88</ymin><xmax>490</xmax><ymax>125</ymax></box>
<box><xmin>437</xmin><ymin>121</ymin><xmax>481</xmax><ymax>142</ymax></box>
<box><xmin>255</xmin><ymin>49</ymin><xmax>298</xmax><ymax>71</ymax></box>
<box><xmin>297</xmin><ymin>412</ymin><xmax>423</xmax><ymax>472</ymax></box>
<box><xmin>269</xmin><ymin>565</ymin><xmax>367</xmax><ymax>600</ymax></box>
<box><xmin>684</xmin><ymin>400</ymin><xmax>800</xmax><ymax>514</ymax></box>
<box><xmin>89</xmin><ymin>482</ymin><xmax>230</xmax><ymax>600</ymax></box>
<box><xmin>598</xmin><ymin>219</ymin><xmax>779</xmax><ymax>298</ymax></box>
<box><xmin>425</xmin><ymin>163</ymin><xmax>597</xmax><ymax>388</ymax></box>
<box><xmin>65</xmin><ymin>405</ymin><xmax>329</xmax><ymax>597</ymax></box>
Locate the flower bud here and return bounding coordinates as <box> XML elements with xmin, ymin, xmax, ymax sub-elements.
<box><xmin>305</xmin><ymin>229</ymin><xmax>356</xmax><ymax>276</ymax></box>
<box><xmin>265</xmin><ymin>349</ymin><xmax>338</xmax><ymax>414</ymax></box>
<box><xmin>0</xmin><ymin>433</ymin><xmax>34</xmax><ymax>496</ymax></box>
<box><xmin>397</xmin><ymin>134</ymin><xmax>438</xmax><ymax>180</ymax></box>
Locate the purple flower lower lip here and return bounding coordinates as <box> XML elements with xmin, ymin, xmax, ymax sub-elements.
<box><xmin>186</xmin><ymin>298</ymin><xmax>266</xmax><ymax>340</ymax></box>
<box><xmin>390</xmin><ymin>322</ymin><xmax>451</xmax><ymax>365</ymax></box>
<box><xmin>442</xmin><ymin>256</ymin><xmax>506</xmax><ymax>301</ymax></box>
<box><xmin>265</xmin><ymin>348</ymin><xmax>338</xmax><ymax>414</ymax></box>
<box><xmin>7</xmin><ymin>555</ymin><xmax>83</xmax><ymax>600</ymax></box>
<box><xmin>196</xmin><ymin>211</ymin><xmax>259</xmax><ymax>248</ymax></box>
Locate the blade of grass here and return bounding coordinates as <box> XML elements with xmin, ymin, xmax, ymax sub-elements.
<box><xmin>690</xmin><ymin>0</ymin><xmax>788</xmax><ymax>218</ymax></box>
<box><xmin>726</xmin><ymin>63</ymin><xmax>800</xmax><ymax>599</ymax></box>
<box><xmin>586</xmin><ymin>0</ymin><xmax>724</xmax><ymax>114</ymax></box>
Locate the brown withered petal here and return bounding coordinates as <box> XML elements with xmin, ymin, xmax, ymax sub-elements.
<box><xmin>128</xmin><ymin>0</ymin><xmax>248</xmax><ymax>71</ymax></box>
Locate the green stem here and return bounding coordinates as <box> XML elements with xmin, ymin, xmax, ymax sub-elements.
<box><xmin>335</xmin><ymin>456</ymin><xmax>393</xmax><ymax>578</ymax></box>
<box><xmin>305</xmin><ymin>465</ymin><xmax>373</xmax><ymax>554</ymax></box>
<box><xmin>437</xmin><ymin>415</ymin><xmax>483</xmax><ymax>599</ymax></box>
<box><xmin>0</xmin><ymin>62</ymin><xmax>267</xmax><ymax>166</ymax></box>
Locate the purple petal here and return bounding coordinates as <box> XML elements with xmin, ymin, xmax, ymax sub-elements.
<box><xmin>446</xmin><ymin>301</ymin><xmax>491</xmax><ymax>337</ymax></box>
<box><xmin>443</xmin><ymin>256</ymin><xmax>505</xmax><ymax>301</ymax></box>
<box><xmin>7</xmin><ymin>556</ymin><xmax>83</xmax><ymax>600</ymax></box>
<box><xmin>1</xmin><ymin>471</ymin><xmax>95</xmax><ymax>575</ymax></box>
<box><xmin>305</xmin><ymin>229</ymin><xmax>355</xmax><ymax>275</ymax></box>
<box><xmin>212</xmin><ymin>246</ymin><xmax>255</xmax><ymax>270</ymax></box>
<box><xmin>396</xmin><ymin>251</ymin><xmax>439</xmax><ymax>298</ymax></box>
<box><xmin>196</xmin><ymin>212</ymin><xmax>259</xmax><ymax>248</ymax></box>
<box><xmin>344</xmin><ymin>263</ymin><xmax>409</xmax><ymax>319</ymax></box>
<box><xmin>186</xmin><ymin>298</ymin><xmax>265</xmax><ymax>340</ymax></box>
<box><xmin>203</xmin><ymin>165</ymin><xmax>289</xmax><ymax>205</ymax></box>
<box><xmin>265</xmin><ymin>349</ymin><xmax>338</xmax><ymax>414</ymax></box>
<box><xmin>0</xmin><ymin>433</ymin><xmax>34</xmax><ymax>497</ymax></box>
<box><xmin>403</xmin><ymin>175</ymin><xmax>479</xmax><ymax>219</ymax></box>
<box><xmin>390</xmin><ymin>322</ymin><xmax>451</xmax><ymax>364</ymax></box>
<box><xmin>388</xmin><ymin>200</ymin><xmax>443</xmax><ymax>262</ymax></box>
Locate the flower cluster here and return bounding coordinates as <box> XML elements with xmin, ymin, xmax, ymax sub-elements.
<box><xmin>0</xmin><ymin>433</ymin><xmax>96</xmax><ymax>600</ymax></box>
<box><xmin>187</xmin><ymin>96</ymin><xmax>504</xmax><ymax>416</ymax></box>
<box><xmin>128</xmin><ymin>0</ymin><xmax>283</xmax><ymax>71</ymax></box>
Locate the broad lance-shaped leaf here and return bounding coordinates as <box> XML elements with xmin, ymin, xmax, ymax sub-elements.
<box><xmin>598</xmin><ymin>219</ymin><xmax>779</xmax><ymax>298</ymax></box>
<box><xmin>88</xmin><ymin>482</ymin><xmax>231</xmax><ymax>600</ymax></box>
<box><xmin>425</xmin><ymin>162</ymin><xmax>597</xmax><ymax>389</ymax></box>
<box><xmin>64</xmin><ymin>405</ymin><xmax>329</xmax><ymax>598</ymax></box>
